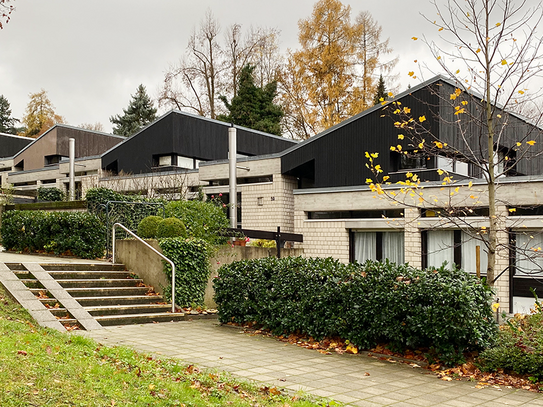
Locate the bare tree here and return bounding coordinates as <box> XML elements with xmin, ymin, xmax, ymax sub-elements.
<box><xmin>0</xmin><ymin>0</ymin><xmax>14</xmax><ymax>29</ymax></box>
<box><xmin>159</xmin><ymin>10</ymin><xmax>224</xmax><ymax>119</ymax></box>
<box><xmin>368</xmin><ymin>0</ymin><xmax>543</xmax><ymax>286</ymax></box>
<box><xmin>79</xmin><ymin>122</ymin><xmax>104</xmax><ymax>132</ymax></box>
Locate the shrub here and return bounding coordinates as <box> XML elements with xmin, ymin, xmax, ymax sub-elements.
<box><xmin>37</xmin><ymin>187</ymin><xmax>64</xmax><ymax>202</ymax></box>
<box><xmin>479</xmin><ymin>300</ymin><xmax>543</xmax><ymax>381</ymax></box>
<box><xmin>159</xmin><ymin>238</ymin><xmax>210</xmax><ymax>307</ymax></box>
<box><xmin>0</xmin><ymin>210</ymin><xmax>105</xmax><ymax>259</ymax></box>
<box><xmin>214</xmin><ymin>257</ymin><xmax>497</xmax><ymax>364</ymax></box>
<box><xmin>156</xmin><ymin>218</ymin><xmax>187</xmax><ymax>239</ymax></box>
<box><xmin>137</xmin><ymin>216</ymin><xmax>163</xmax><ymax>238</ymax></box>
<box><xmin>249</xmin><ymin>239</ymin><xmax>276</xmax><ymax>248</ymax></box>
<box><xmin>165</xmin><ymin>200</ymin><xmax>228</xmax><ymax>245</ymax></box>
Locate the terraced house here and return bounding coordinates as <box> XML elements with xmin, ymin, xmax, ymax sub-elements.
<box><xmin>3</xmin><ymin>76</ymin><xmax>543</xmax><ymax>314</ymax></box>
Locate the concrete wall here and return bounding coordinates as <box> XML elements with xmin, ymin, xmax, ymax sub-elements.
<box><xmin>115</xmin><ymin>239</ymin><xmax>303</xmax><ymax>308</ymax></box>
<box><xmin>115</xmin><ymin>239</ymin><xmax>169</xmax><ymax>295</ymax></box>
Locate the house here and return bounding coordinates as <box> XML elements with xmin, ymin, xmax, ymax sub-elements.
<box><xmin>0</xmin><ymin>133</ymin><xmax>33</xmax><ymax>188</ymax></box>
<box><xmin>4</xmin><ymin>77</ymin><xmax>542</xmax><ymax>313</ymax></box>
<box><xmin>5</xmin><ymin>125</ymin><xmax>124</xmax><ymax>196</ymax></box>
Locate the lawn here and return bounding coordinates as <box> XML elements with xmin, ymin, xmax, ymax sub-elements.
<box><xmin>0</xmin><ymin>285</ymin><xmax>327</xmax><ymax>407</ymax></box>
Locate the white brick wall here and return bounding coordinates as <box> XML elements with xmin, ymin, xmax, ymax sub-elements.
<box><xmin>241</xmin><ymin>174</ymin><xmax>297</xmax><ymax>233</ymax></box>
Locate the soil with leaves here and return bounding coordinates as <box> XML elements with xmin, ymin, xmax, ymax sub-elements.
<box><xmin>0</xmin><ymin>287</ymin><xmax>330</xmax><ymax>407</ymax></box>
<box><xmin>232</xmin><ymin>321</ymin><xmax>542</xmax><ymax>393</ymax></box>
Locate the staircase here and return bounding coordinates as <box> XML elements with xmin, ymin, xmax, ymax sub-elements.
<box><xmin>5</xmin><ymin>262</ymin><xmax>192</xmax><ymax>329</ymax></box>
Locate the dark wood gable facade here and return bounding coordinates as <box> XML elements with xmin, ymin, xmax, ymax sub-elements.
<box><xmin>281</xmin><ymin>76</ymin><xmax>543</xmax><ymax>189</ymax></box>
<box><xmin>0</xmin><ymin>133</ymin><xmax>33</xmax><ymax>158</ymax></box>
<box><xmin>101</xmin><ymin>110</ymin><xmax>297</xmax><ymax>175</ymax></box>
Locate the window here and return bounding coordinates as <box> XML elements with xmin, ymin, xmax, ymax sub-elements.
<box><xmin>177</xmin><ymin>156</ymin><xmax>193</xmax><ymax>169</ymax></box>
<box><xmin>516</xmin><ymin>233</ymin><xmax>543</xmax><ymax>273</ymax></box>
<box><xmin>461</xmin><ymin>232</ymin><xmax>488</xmax><ymax>274</ymax></box>
<box><xmin>158</xmin><ymin>155</ymin><xmax>172</xmax><ymax>166</ymax></box>
<box><xmin>400</xmin><ymin>154</ymin><xmax>427</xmax><ymax>170</ymax></box>
<box><xmin>427</xmin><ymin>230</ymin><xmax>454</xmax><ymax>269</ymax></box>
<box><xmin>436</xmin><ymin>155</ymin><xmax>469</xmax><ymax>176</ymax></box>
<box><xmin>352</xmin><ymin>231</ymin><xmax>404</xmax><ymax>264</ymax></box>
<box><xmin>425</xmin><ymin>230</ymin><xmax>488</xmax><ymax>274</ymax></box>
<box><xmin>44</xmin><ymin>155</ymin><xmax>67</xmax><ymax>166</ymax></box>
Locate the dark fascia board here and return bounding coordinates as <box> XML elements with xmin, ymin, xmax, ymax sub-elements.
<box><xmin>59</xmin><ymin>155</ymin><xmax>101</xmax><ymax>163</ymax></box>
<box><xmin>199</xmin><ymin>152</ymin><xmax>284</xmax><ymax>167</ymax></box>
<box><xmin>12</xmin><ymin>124</ymin><xmax>123</xmax><ymax>160</ymax></box>
<box><xmin>99</xmin><ymin>109</ymin><xmax>299</xmax><ymax>159</ymax></box>
<box><xmin>278</xmin><ymin>74</ymin><xmax>542</xmax><ymax>158</ymax></box>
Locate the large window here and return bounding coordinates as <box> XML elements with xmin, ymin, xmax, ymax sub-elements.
<box><xmin>353</xmin><ymin>231</ymin><xmax>404</xmax><ymax>264</ymax></box>
<box><xmin>516</xmin><ymin>233</ymin><xmax>543</xmax><ymax>273</ymax></box>
<box><xmin>425</xmin><ymin>230</ymin><xmax>488</xmax><ymax>274</ymax></box>
<box><xmin>427</xmin><ymin>230</ymin><xmax>454</xmax><ymax>269</ymax></box>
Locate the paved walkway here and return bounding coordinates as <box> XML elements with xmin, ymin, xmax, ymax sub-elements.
<box><xmin>78</xmin><ymin>320</ymin><xmax>543</xmax><ymax>407</ymax></box>
<box><xmin>0</xmin><ymin>247</ymin><xmax>110</xmax><ymax>264</ymax></box>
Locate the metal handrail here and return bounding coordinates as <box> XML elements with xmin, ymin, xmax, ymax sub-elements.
<box><xmin>112</xmin><ymin>222</ymin><xmax>176</xmax><ymax>313</ymax></box>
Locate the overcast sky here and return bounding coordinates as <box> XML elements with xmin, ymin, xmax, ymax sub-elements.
<box><xmin>0</xmin><ymin>0</ymin><xmax>453</xmax><ymax>133</ymax></box>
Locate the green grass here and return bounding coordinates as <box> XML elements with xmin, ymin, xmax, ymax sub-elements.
<box><xmin>0</xmin><ymin>286</ymin><xmax>329</xmax><ymax>407</ymax></box>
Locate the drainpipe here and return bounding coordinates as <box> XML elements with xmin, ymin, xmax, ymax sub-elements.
<box><xmin>228</xmin><ymin>125</ymin><xmax>237</xmax><ymax>229</ymax></box>
<box><xmin>69</xmin><ymin>138</ymin><xmax>75</xmax><ymax>201</ymax></box>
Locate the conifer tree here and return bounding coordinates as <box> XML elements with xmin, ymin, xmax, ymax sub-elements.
<box><xmin>110</xmin><ymin>84</ymin><xmax>157</xmax><ymax>137</ymax></box>
<box><xmin>218</xmin><ymin>64</ymin><xmax>283</xmax><ymax>136</ymax></box>
<box><xmin>0</xmin><ymin>94</ymin><xmax>18</xmax><ymax>134</ymax></box>
<box><xmin>372</xmin><ymin>75</ymin><xmax>387</xmax><ymax>105</ymax></box>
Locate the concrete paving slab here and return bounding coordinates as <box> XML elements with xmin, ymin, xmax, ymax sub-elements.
<box><xmin>0</xmin><ymin>247</ymin><xmax>110</xmax><ymax>264</ymax></box>
<box><xmin>75</xmin><ymin>319</ymin><xmax>543</xmax><ymax>407</ymax></box>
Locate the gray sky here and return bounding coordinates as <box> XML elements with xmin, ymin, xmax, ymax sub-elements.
<box><xmin>0</xmin><ymin>0</ymin><xmax>443</xmax><ymax>133</ymax></box>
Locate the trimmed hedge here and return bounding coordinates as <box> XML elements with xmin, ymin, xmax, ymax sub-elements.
<box><xmin>214</xmin><ymin>257</ymin><xmax>497</xmax><ymax>364</ymax></box>
<box><xmin>1</xmin><ymin>210</ymin><xmax>105</xmax><ymax>259</ymax></box>
<box><xmin>159</xmin><ymin>238</ymin><xmax>210</xmax><ymax>307</ymax></box>
<box><xmin>165</xmin><ymin>200</ymin><xmax>229</xmax><ymax>245</ymax></box>
<box><xmin>37</xmin><ymin>187</ymin><xmax>64</xmax><ymax>202</ymax></box>
<box><xmin>137</xmin><ymin>216</ymin><xmax>163</xmax><ymax>238</ymax></box>
<box><xmin>157</xmin><ymin>218</ymin><xmax>187</xmax><ymax>239</ymax></box>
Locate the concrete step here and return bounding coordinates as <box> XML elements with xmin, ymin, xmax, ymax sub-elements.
<box><xmin>95</xmin><ymin>312</ymin><xmax>186</xmax><ymax>326</ymax></box>
<box><xmin>19</xmin><ymin>279</ymin><xmax>44</xmax><ymax>289</ymax></box>
<box><xmin>65</xmin><ymin>286</ymin><xmax>153</xmax><ymax>297</ymax></box>
<box><xmin>47</xmin><ymin>270</ymin><xmax>135</xmax><ymax>279</ymax></box>
<box><xmin>75</xmin><ymin>295</ymin><xmax>164</xmax><ymax>307</ymax></box>
<box><xmin>40</xmin><ymin>263</ymin><xmax>127</xmax><ymax>272</ymax></box>
<box><xmin>56</xmin><ymin>279</ymin><xmax>144</xmax><ymax>288</ymax></box>
<box><xmin>85</xmin><ymin>304</ymin><xmax>172</xmax><ymax>316</ymax></box>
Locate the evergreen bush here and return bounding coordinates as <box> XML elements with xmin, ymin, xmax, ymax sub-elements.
<box><xmin>214</xmin><ymin>257</ymin><xmax>497</xmax><ymax>364</ymax></box>
<box><xmin>1</xmin><ymin>210</ymin><xmax>105</xmax><ymax>259</ymax></box>
<box><xmin>37</xmin><ymin>187</ymin><xmax>64</xmax><ymax>202</ymax></box>
<box><xmin>159</xmin><ymin>238</ymin><xmax>210</xmax><ymax>307</ymax></box>
<box><xmin>165</xmin><ymin>200</ymin><xmax>228</xmax><ymax>245</ymax></box>
<box><xmin>156</xmin><ymin>218</ymin><xmax>187</xmax><ymax>239</ymax></box>
<box><xmin>137</xmin><ymin>215</ymin><xmax>163</xmax><ymax>238</ymax></box>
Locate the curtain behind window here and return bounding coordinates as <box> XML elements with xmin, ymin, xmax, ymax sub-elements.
<box><xmin>461</xmin><ymin>232</ymin><xmax>488</xmax><ymax>274</ymax></box>
<box><xmin>516</xmin><ymin>233</ymin><xmax>543</xmax><ymax>274</ymax></box>
<box><xmin>427</xmin><ymin>230</ymin><xmax>454</xmax><ymax>268</ymax></box>
<box><xmin>383</xmin><ymin>232</ymin><xmax>404</xmax><ymax>264</ymax></box>
<box><xmin>353</xmin><ymin>232</ymin><xmax>377</xmax><ymax>263</ymax></box>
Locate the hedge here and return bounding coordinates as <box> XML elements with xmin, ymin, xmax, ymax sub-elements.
<box><xmin>159</xmin><ymin>238</ymin><xmax>210</xmax><ymax>307</ymax></box>
<box><xmin>1</xmin><ymin>210</ymin><xmax>105</xmax><ymax>259</ymax></box>
<box><xmin>165</xmin><ymin>200</ymin><xmax>229</xmax><ymax>245</ymax></box>
<box><xmin>214</xmin><ymin>257</ymin><xmax>497</xmax><ymax>364</ymax></box>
